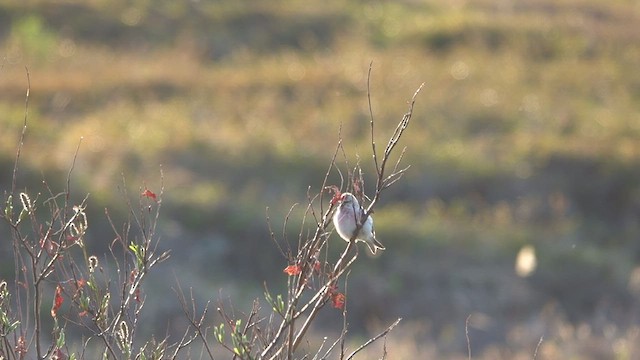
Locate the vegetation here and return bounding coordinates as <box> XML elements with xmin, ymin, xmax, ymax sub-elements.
<box><xmin>1</xmin><ymin>0</ymin><xmax>640</xmax><ymax>358</ymax></box>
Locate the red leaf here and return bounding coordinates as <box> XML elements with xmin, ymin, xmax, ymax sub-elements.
<box><xmin>51</xmin><ymin>285</ymin><xmax>64</xmax><ymax>318</ymax></box>
<box><xmin>327</xmin><ymin>185</ymin><xmax>342</xmax><ymax>206</ymax></box>
<box><xmin>76</xmin><ymin>278</ymin><xmax>86</xmax><ymax>289</ymax></box>
<box><xmin>328</xmin><ymin>283</ymin><xmax>338</xmax><ymax>294</ymax></box>
<box><xmin>283</xmin><ymin>264</ymin><xmax>302</xmax><ymax>276</ymax></box>
<box><xmin>331</xmin><ymin>292</ymin><xmax>345</xmax><ymax>310</ymax></box>
<box><xmin>129</xmin><ymin>270</ymin><xmax>142</xmax><ymax>303</ymax></box>
<box><xmin>66</xmin><ymin>234</ymin><xmax>80</xmax><ymax>246</ymax></box>
<box><xmin>142</xmin><ymin>188</ymin><xmax>157</xmax><ymax>201</ymax></box>
<box><xmin>52</xmin><ymin>348</ymin><xmax>68</xmax><ymax>360</ymax></box>
<box><xmin>72</xmin><ymin>278</ymin><xmax>86</xmax><ymax>299</ymax></box>
<box><xmin>353</xmin><ymin>178</ymin><xmax>361</xmax><ymax>197</ymax></box>
<box><xmin>41</xmin><ymin>237</ymin><xmax>59</xmax><ymax>256</ymax></box>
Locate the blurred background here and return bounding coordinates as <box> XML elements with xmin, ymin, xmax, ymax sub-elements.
<box><xmin>1</xmin><ymin>0</ymin><xmax>640</xmax><ymax>358</ymax></box>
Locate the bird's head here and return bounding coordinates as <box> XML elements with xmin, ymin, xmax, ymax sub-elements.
<box><xmin>339</xmin><ymin>192</ymin><xmax>357</xmax><ymax>206</ymax></box>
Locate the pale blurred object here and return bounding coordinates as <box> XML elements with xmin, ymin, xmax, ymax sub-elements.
<box><xmin>627</xmin><ymin>267</ymin><xmax>640</xmax><ymax>296</ymax></box>
<box><xmin>515</xmin><ymin>245</ymin><xmax>537</xmax><ymax>277</ymax></box>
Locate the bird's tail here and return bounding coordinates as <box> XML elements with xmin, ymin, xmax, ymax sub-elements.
<box><xmin>365</xmin><ymin>238</ymin><xmax>386</xmax><ymax>255</ymax></box>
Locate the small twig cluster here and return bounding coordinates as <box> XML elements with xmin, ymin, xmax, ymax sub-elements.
<box><xmin>1</xmin><ymin>170</ymin><xmax>174</xmax><ymax>359</ymax></box>
<box><xmin>190</xmin><ymin>77</ymin><xmax>424</xmax><ymax>359</ymax></box>
<box><xmin>0</xmin><ymin>67</ymin><xmax>422</xmax><ymax>359</ymax></box>
<box><xmin>0</xmin><ymin>71</ymin><xmax>177</xmax><ymax>360</ymax></box>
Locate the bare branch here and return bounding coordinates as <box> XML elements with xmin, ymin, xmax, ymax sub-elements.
<box><xmin>345</xmin><ymin>318</ymin><xmax>402</xmax><ymax>360</ymax></box>
<box><xmin>320</xmin><ymin>130</ymin><xmax>343</xmax><ymax>218</ymax></box>
<box><xmin>65</xmin><ymin>137</ymin><xmax>83</xmax><ymax>202</ymax></box>
<box><xmin>339</xmin><ymin>272</ymin><xmax>350</xmax><ymax>359</ymax></box>
<box><xmin>366</xmin><ymin>82</ymin><xmax>424</xmax><ymax>216</ymax></box>
<box><xmin>533</xmin><ymin>335</ymin><xmax>544</xmax><ymax>360</ymax></box>
<box><xmin>367</xmin><ymin>62</ymin><xmax>379</xmax><ymax>176</ymax></box>
<box><xmin>11</xmin><ymin>67</ymin><xmax>30</xmax><ymax>195</ymax></box>
<box><xmin>466</xmin><ymin>314</ymin><xmax>472</xmax><ymax>360</ymax></box>
<box><xmin>174</xmin><ymin>283</ymin><xmax>215</xmax><ymax>360</ymax></box>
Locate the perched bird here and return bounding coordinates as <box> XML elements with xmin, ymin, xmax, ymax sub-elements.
<box><xmin>332</xmin><ymin>192</ymin><xmax>385</xmax><ymax>255</ymax></box>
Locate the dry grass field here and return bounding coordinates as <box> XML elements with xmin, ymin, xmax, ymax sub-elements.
<box><xmin>1</xmin><ymin>0</ymin><xmax>640</xmax><ymax>358</ymax></box>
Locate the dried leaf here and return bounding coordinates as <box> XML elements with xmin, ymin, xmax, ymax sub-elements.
<box><xmin>283</xmin><ymin>264</ymin><xmax>302</xmax><ymax>276</ymax></box>
<box><xmin>331</xmin><ymin>292</ymin><xmax>345</xmax><ymax>310</ymax></box>
<box><xmin>51</xmin><ymin>285</ymin><xmax>64</xmax><ymax>318</ymax></box>
<box><xmin>326</xmin><ymin>185</ymin><xmax>342</xmax><ymax>205</ymax></box>
<box><xmin>142</xmin><ymin>188</ymin><xmax>157</xmax><ymax>201</ymax></box>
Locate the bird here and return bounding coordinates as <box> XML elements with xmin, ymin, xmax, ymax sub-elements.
<box><xmin>332</xmin><ymin>192</ymin><xmax>385</xmax><ymax>255</ymax></box>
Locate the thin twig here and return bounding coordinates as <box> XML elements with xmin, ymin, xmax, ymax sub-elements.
<box><xmin>466</xmin><ymin>314</ymin><xmax>472</xmax><ymax>360</ymax></box>
<box><xmin>345</xmin><ymin>318</ymin><xmax>402</xmax><ymax>360</ymax></box>
<box><xmin>266</xmin><ymin>207</ymin><xmax>287</xmax><ymax>258</ymax></box>
<box><xmin>364</xmin><ymin>82</ymin><xmax>424</xmax><ymax>217</ymax></box>
<box><xmin>319</xmin><ymin>132</ymin><xmax>343</xmax><ymax>218</ymax></box>
<box><xmin>339</xmin><ymin>271</ymin><xmax>350</xmax><ymax>359</ymax></box>
<box><xmin>11</xmin><ymin>66</ymin><xmax>30</xmax><ymax>195</ymax></box>
<box><xmin>65</xmin><ymin>137</ymin><xmax>83</xmax><ymax>202</ymax></box>
<box><xmin>174</xmin><ymin>282</ymin><xmax>215</xmax><ymax>360</ymax></box>
<box><xmin>290</xmin><ymin>243</ymin><xmax>357</xmax><ymax>352</ymax></box>
<box><xmin>367</xmin><ymin>62</ymin><xmax>379</xmax><ymax>176</ymax></box>
<box><xmin>532</xmin><ymin>335</ymin><xmax>544</xmax><ymax>360</ymax></box>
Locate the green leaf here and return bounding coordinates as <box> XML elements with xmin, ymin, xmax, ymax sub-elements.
<box><xmin>0</xmin><ymin>308</ymin><xmax>20</xmax><ymax>333</ymax></box>
<box><xmin>17</xmin><ymin>208</ymin><xmax>27</xmax><ymax>223</ymax></box>
<box><xmin>213</xmin><ymin>323</ymin><xmax>225</xmax><ymax>343</ymax></box>
<box><xmin>276</xmin><ymin>294</ymin><xmax>285</xmax><ymax>313</ymax></box>
<box><xmin>56</xmin><ymin>328</ymin><xmax>66</xmax><ymax>348</ymax></box>
<box><xmin>4</xmin><ymin>195</ymin><xmax>13</xmax><ymax>220</ymax></box>
<box><xmin>129</xmin><ymin>242</ymin><xmax>146</xmax><ymax>268</ymax></box>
